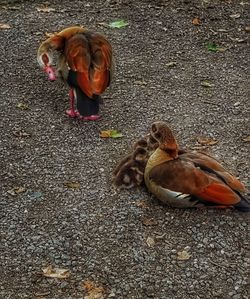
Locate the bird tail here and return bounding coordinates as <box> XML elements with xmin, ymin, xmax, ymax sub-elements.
<box><xmin>234</xmin><ymin>193</ymin><xmax>250</xmax><ymax>212</ymax></box>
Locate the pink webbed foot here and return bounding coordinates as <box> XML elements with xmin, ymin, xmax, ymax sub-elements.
<box><xmin>79</xmin><ymin>115</ymin><xmax>102</xmax><ymax>121</ymax></box>
<box><xmin>66</xmin><ymin>109</ymin><xmax>80</xmax><ymax>118</ymax></box>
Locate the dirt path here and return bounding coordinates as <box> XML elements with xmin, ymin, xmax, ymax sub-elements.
<box><xmin>0</xmin><ymin>0</ymin><xmax>249</xmax><ymax>298</ymax></box>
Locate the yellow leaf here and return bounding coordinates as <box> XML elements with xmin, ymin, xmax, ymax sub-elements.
<box><xmin>0</xmin><ymin>23</ymin><xmax>11</xmax><ymax>29</ymax></box>
<box><xmin>197</xmin><ymin>136</ymin><xmax>218</xmax><ymax>146</ymax></box>
<box><xmin>41</xmin><ymin>265</ymin><xmax>70</xmax><ymax>278</ymax></box>
<box><xmin>99</xmin><ymin>130</ymin><xmax>112</xmax><ymax>138</ymax></box>
<box><xmin>99</xmin><ymin>130</ymin><xmax>123</xmax><ymax>138</ymax></box>
<box><xmin>177</xmin><ymin>250</ymin><xmax>191</xmax><ymax>261</ymax></box>
<box><xmin>64</xmin><ymin>181</ymin><xmax>80</xmax><ymax>189</ymax></box>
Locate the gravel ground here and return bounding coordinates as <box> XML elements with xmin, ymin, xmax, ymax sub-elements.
<box><xmin>0</xmin><ymin>0</ymin><xmax>249</xmax><ymax>298</ymax></box>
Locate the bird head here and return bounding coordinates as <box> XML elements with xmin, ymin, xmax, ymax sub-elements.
<box><xmin>132</xmin><ymin>147</ymin><xmax>149</xmax><ymax>162</ymax></box>
<box><xmin>150</xmin><ymin>121</ymin><xmax>179</xmax><ymax>159</ymax></box>
<box><xmin>38</xmin><ymin>52</ymin><xmax>56</xmax><ymax>81</ymax></box>
<box><xmin>133</xmin><ymin>138</ymin><xmax>148</xmax><ymax>150</ymax></box>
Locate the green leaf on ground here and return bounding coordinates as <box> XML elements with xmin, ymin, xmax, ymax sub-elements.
<box><xmin>109</xmin><ymin>20</ymin><xmax>129</xmax><ymax>28</ymax></box>
<box><xmin>207</xmin><ymin>43</ymin><xmax>220</xmax><ymax>52</ymax></box>
<box><xmin>100</xmin><ymin>130</ymin><xmax>123</xmax><ymax>138</ymax></box>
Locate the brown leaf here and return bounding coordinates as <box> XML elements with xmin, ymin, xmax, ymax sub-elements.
<box><xmin>146</xmin><ymin>236</ymin><xmax>155</xmax><ymax>247</ymax></box>
<box><xmin>0</xmin><ymin>23</ymin><xmax>11</xmax><ymax>29</ymax></box>
<box><xmin>7</xmin><ymin>186</ymin><xmax>26</xmax><ymax>196</ymax></box>
<box><xmin>64</xmin><ymin>181</ymin><xmax>80</xmax><ymax>189</ymax></box>
<box><xmin>13</xmin><ymin>130</ymin><xmax>31</xmax><ymax>138</ymax></box>
<box><xmin>177</xmin><ymin>250</ymin><xmax>191</xmax><ymax>261</ymax></box>
<box><xmin>36</xmin><ymin>7</ymin><xmax>55</xmax><ymax>13</ymax></box>
<box><xmin>197</xmin><ymin>137</ymin><xmax>218</xmax><ymax>146</ymax></box>
<box><xmin>192</xmin><ymin>17</ymin><xmax>201</xmax><ymax>25</ymax></box>
<box><xmin>82</xmin><ymin>280</ymin><xmax>105</xmax><ymax>299</ymax></box>
<box><xmin>242</xmin><ymin>136</ymin><xmax>250</xmax><ymax>142</ymax></box>
<box><xmin>41</xmin><ymin>265</ymin><xmax>70</xmax><ymax>278</ymax></box>
<box><xmin>135</xmin><ymin>200</ymin><xmax>150</xmax><ymax>209</ymax></box>
<box><xmin>142</xmin><ymin>218</ymin><xmax>158</xmax><ymax>226</ymax></box>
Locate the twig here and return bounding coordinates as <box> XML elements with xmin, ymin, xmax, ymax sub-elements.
<box><xmin>209</xmin><ymin>259</ymin><xmax>234</xmax><ymax>268</ymax></box>
<box><xmin>200</xmin><ymin>99</ymin><xmax>221</xmax><ymax>106</ymax></box>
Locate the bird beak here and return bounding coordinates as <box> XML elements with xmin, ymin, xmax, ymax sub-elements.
<box><xmin>44</xmin><ymin>65</ymin><xmax>56</xmax><ymax>81</ymax></box>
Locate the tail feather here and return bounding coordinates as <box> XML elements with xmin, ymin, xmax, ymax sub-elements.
<box><xmin>234</xmin><ymin>193</ymin><xmax>250</xmax><ymax>212</ymax></box>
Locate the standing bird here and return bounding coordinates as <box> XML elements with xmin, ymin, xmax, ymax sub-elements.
<box><xmin>144</xmin><ymin>121</ymin><xmax>250</xmax><ymax>211</ymax></box>
<box><xmin>37</xmin><ymin>26</ymin><xmax>113</xmax><ymax>120</ymax></box>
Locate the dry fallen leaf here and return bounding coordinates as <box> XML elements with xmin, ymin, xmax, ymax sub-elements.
<box><xmin>146</xmin><ymin>236</ymin><xmax>155</xmax><ymax>247</ymax></box>
<box><xmin>16</xmin><ymin>103</ymin><xmax>29</xmax><ymax>110</ymax></box>
<box><xmin>177</xmin><ymin>250</ymin><xmax>191</xmax><ymax>261</ymax></box>
<box><xmin>0</xmin><ymin>23</ymin><xmax>11</xmax><ymax>29</ymax></box>
<box><xmin>166</xmin><ymin>61</ymin><xmax>177</xmax><ymax>67</ymax></box>
<box><xmin>242</xmin><ymin>136</ymin><xmax>250</xmax><ymax>142</ymax></box>
<box><xmin>7</xmin><ymin>186</ymin><xmax>26</xmax><ymax>196</ymax></box>
<box><xmin>13</xmin><ymin>130</ymin><xmax>31</xmax><ymax>138</ymax></box>
<box><xmin>201</xmin><ymin>80</ymin><xmax>214</xmax><ymax>88</ymax></box>
<box><xmin>134</xmin><ymin>80</ymin><xmax>147</xmax><ymax>86</ymax></box>
<box><xmin>142</xmin><ymin>218</ymin><xmax>158</xmax><ymax>226</ymax></box>
<box><xmin>197</xmin><ymin>137</ymin><xmax>218</xmax><ymax>146</ymax></box>
<box><xmin>229</xmin><ymin>13</ymin><xmax>241</xmax><ymax>19</ymax></box>
<box><xmin>135</xmin><ymin>200</ymin><xmax>150</xmax><ymax>209</ymax></box>
<box><xmin>82</xmin><ymin>280</ymin><xmax>105</xmax><ymax>299</ymax></box>
<box><xmin>34</xmin><ymin>291</ymin><xmax>51</xmax><ymax>297</ymax></box>
<box><xmin>192</xmin><ymin>17</ymin><xmax>201</xmax><ymax>25</ymax></box>
<box><xmin>36</xmin><ymin>7</ymin><xmax>56</xmax><ymax>13</ymax></box>
<box><xmin>99</xmin><ymin>130</ymin><xmax>123</xmax><ymax>138</ymax></box>
<box><xmin>64</xmin><ymin>181</ymin><xmax>80</xmax><ymax>189</ymax></box>
<box><xmin>41</xmin><ymin>265</ymin><xmax>70</xmax><ymax>278</ymax></box>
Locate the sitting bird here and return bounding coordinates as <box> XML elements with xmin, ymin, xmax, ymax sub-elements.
<box><xmin>37</xmin><ymin>26</ymin><xmax>113</xmax><ymax>120</ymax></box>
<box><xmin>144</xmin><ymin>121</ymin><xmax>250</xmax><ymax>211</ymax></box>
<box><xmin>113</xmin><ymin>134</ymin><xmax>159</xmax><ymax>189</ymax></box>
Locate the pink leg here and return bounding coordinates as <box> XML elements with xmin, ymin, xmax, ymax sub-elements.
<box><xmin>66</xmin><ymin>88</ymin><xmax>79</xmax><ymax>118</ymax></box>
<box><xmin>79</xmin><ymin>115</ymin><xmax>102</xmax><ymax>121</ymax></box>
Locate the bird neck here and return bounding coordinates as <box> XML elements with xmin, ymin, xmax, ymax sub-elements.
<box><xmin>145</xmin><ymin>148</ymin><xmax>174</xmax><ymax>175</ymax></box>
